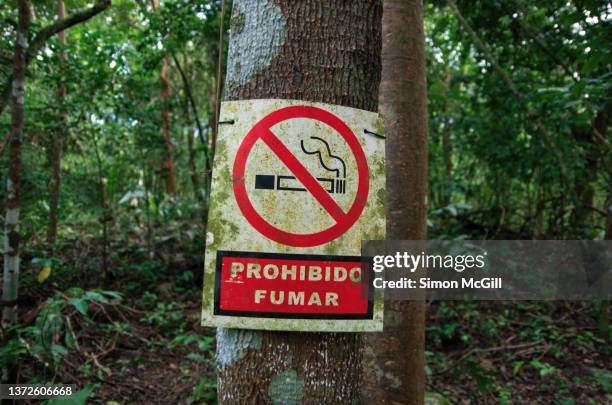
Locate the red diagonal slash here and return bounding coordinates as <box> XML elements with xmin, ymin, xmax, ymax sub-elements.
<box><xmin>259</xmin><ymin>128</ymin><xmax>346</xmax><ymax>223</ymax></box>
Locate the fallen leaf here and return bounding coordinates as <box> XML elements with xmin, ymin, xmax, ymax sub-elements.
<box><xmin>37</xmin><ymin>266</ymin><xmax>52</xmax><ymax>283</ymax></box>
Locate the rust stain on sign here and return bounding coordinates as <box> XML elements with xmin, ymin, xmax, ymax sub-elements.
<box><xmin>202</xmin><ymin>99</ymin><xmax>385</xmax><ymax>332</ymax></box>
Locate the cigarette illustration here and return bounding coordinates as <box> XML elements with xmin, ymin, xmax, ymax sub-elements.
<box><xmin>255</xmin><ymin>174</ymin><xmax>346</xmax><ymax>194</ymax></box>
<box><xmin>254</xmin><ymin>136</ymin><xmax>348</xmax><ymax>195</ymax></box>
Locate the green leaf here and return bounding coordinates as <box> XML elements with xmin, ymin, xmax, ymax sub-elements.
<box><xmin>186</xmin><ymin>352</ymin><xmax>205</xmax><ymax>362</ymax></box>
<box><xmin>101</xmin><ymin>291</ymin><xmax>122</xmax><ymax>300</ymax></box>
<box><xmin>65</xmin><ymin>287</ymin><xmax>85</xmax><ymax>298</ymax></box>
<box><xmin>69</xmin><ymin>299</ymin><xmax>88</xmax><ymax>316</ymax></box>
<box><xmin>65</xmin><ymin>330</ymin><xmax>76</xmax><ymax>349</ymax></box>
<box><xmin>84</xmin><ymin>291</ymin><xmax>109</xmax><ymax>304</ymax></box>
<box><xmin>51</xmin><ymin>344</ymin><xmax>68</xmax><ymax>357</ymax></box>
<box><xmin>513</xmin><ymin>361</ymin><xmax>525</xmax><ymax>375</ymax></box>
<box><xmin>32</xmin><ymin>257</ymin><xmax>52</xmax><ymax>266</ymax></box>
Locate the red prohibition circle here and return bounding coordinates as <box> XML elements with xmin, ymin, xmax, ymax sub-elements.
<box><xmin>232</xmin><ymin>105</ymin><xmax>370</xmax><ymax>247</ymax></box>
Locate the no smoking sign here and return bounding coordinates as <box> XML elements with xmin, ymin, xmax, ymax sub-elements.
<box><xmin>234</xmin><ymin>105</ymin><xmax>369</xmax><ymax>247</ymax></box>
<box><xmin>202</xmin><ymin>99</ymin><xmax>385</xmax><ymax>332</ymax></box>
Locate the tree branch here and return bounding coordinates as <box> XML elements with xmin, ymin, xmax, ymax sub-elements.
<box><xmin>29</xmin><ymin>0</ymin><xmax>111</xmax><ymax>63</ymax></box>
<box><xmin>0</xmin><ymin>0</ymin><xmax>112</xmax><ymax>117</ymax></box>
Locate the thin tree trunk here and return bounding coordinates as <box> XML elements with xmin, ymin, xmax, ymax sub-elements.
<box><xmin>2</xmin><ymin>5</ymin><xmax>29</xmax><ymax>384</ymax></box>
<box><xmin>2</xmin><ymin>0</ymin><xmax>30</xmax><ymax>331</ymax></box>
<box><xmin>216</xmin><ymin>1</ymin><xmax>382</xmax><ymax>403</ymax></box>
<box><xmin>48</xmin><ymin>0</ymin><xmax>68</xmax><ymax>245</ymax></box>
<box><xmin>362</xmin><ymin>0</ymin><xmax>428</xmax><ymax>403</ymax></box>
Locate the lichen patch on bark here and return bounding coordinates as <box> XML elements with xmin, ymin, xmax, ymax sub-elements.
<box><xmin>268</xmin><ymin>369</ymin><xmax>304</xmax><ymax>405</ymax></box>
<box><xmin>226</xmin><ymin>0</ymin><xmax>286</xmax><ymax>91</ymax></box>
<box><xmin>216</xmin><ymin>328</ymin><xmax>263</xmax><ymax>369</ymax></box>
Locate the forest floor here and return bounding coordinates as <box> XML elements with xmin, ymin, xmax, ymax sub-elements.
<box><xmin>9</xmin><ymin>234</ymin><xmax>612</xmax><ymax>404</ymax></box>
<box><xmin>426</xmin><ymin>301</ymin><xmax>611</xmax><ymax>404</ymax></box>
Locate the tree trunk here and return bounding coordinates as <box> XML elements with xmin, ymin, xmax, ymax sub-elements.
<box><xmin>48</xmin><ymin>0</ymin><xmax>68</xmax><ymax>245</ymax></box>
<box><xmin>2</xmin><ymin>0</ymin><xmax>30</xmax><ymax>330</ymax></box>
<box><xmin>160</xmin><ymin>58</ymin><xmax>177</xmax><ymax>195</ymax></box>
<box><xmin>216</xmin><ymin>1</ymin><xmax>382</xmax><ymax>403</ymax></box>
<box><xmin>362</xmin><ymin>0</ymin><xmax>428</xmax><ymax>404</ymax></box>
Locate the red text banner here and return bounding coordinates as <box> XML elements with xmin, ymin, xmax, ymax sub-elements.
<box><xmin>214</xmin><ymin>251</ymin><xmax>373</xmax><ymax>319</ymax></box>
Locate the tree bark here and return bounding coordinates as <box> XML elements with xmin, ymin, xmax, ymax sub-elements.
<box><xmin>216</xmin><ymin>1</ymin><xmax>382</xmax><ymax>403</ymax></box>
<box><xmin>362</xmin><ymin>0</ymin><xmax>428</xmax><ymax>404</ymax></box>
<box><xmin>48</xmin><ymin>0</ymin><xmax>68</xmax><ymax>245</ymax></box>
<box><xmin>2</xmin><ymin>0</ymin><xmax>30</xmax><ymax>331</ymax></box>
